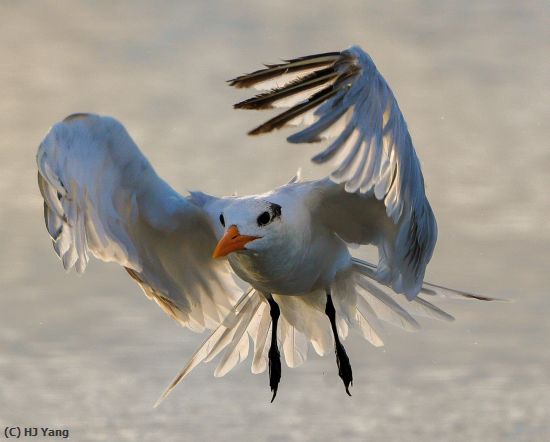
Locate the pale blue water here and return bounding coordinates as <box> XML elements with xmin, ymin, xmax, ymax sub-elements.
<box><xmin>0</xmin><ymin>1</ymin><xmax>549</xmax><ymax>441</ymax></box>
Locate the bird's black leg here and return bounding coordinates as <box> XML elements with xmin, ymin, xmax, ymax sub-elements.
<box><xmin>267</xmin><ymin>295</ymin><xmax>281</xmax><ymax>402</ymax></box>
<box><xmin>325</xmin><ymin>292</ymin><xmax>353</xmax><ymax>396</ymax></box>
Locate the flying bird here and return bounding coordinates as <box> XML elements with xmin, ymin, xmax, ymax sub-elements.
<box><xmin>37</xmin><ymin>45</ymin><xmax>495</xmax><ymax>404</ymax></box>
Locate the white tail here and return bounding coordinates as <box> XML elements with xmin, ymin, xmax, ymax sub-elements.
<box><xmin>155</xmin><ymin>257</ymin><xmax>499</xmax><ymax>406</ymax></box>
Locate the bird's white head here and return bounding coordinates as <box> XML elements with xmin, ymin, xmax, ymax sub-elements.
<box><xmin>212</xmin><ymin>198</ymin><xmax>285</xmax><ymax>258</ymax></box>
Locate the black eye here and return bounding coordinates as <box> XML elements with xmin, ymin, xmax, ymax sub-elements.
<box><xmin>257</xmin><ymin>211</ymin><xmax>271</xmax><ymax>226</ymax></box>
<box><xmin>219</xmin><ymin>213</ymin><xmax>225</xmax><ymax>227</ymax></box>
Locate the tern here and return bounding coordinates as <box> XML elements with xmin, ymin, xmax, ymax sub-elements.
<box><xmin>37</xmin><ymin>46</ymin><xmax>496</xmax><ymax>404</ymax></box>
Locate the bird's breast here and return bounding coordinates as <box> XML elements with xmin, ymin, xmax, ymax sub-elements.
<box><xmin>228</xmin><ymin>233</ymin><xmax>351</xmax><ymax>296</ymax></box>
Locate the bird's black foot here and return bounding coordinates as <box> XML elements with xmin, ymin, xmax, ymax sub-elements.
<box><xmin>268</xmin><ymin>341</ymin><xmax>281</xmax><ymax>402</ymax></box>
<box><xmin>267</xmin><ymin>295</ymin><xmax>281</xmax><ymax>402</ymax></box>
<box><xmin>334</xmin><ymin>338</ymin><xmax>353</xmax><ymax>396</ymax></box>
<box><xmin>325</xmin><ymin>292</ymin><xmax>353</xmax><ymax>396</ymax></box>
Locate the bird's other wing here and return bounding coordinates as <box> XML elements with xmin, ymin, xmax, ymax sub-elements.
<box><xmin>37</xmin><ymin>113</ymin><xmax>243</xmax><ymax>332</ymax></box>
<box><xmin>230</xmin><ymin>46</ymin><xmax>436</xmax><ymax>299</ymax></box>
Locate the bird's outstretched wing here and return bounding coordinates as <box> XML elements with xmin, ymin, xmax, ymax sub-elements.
<box><xmin>37</xmin><ymin>113</ymin><xmax>242</xmax><ymax>331</ymax></box>
<box><xmin>230</xmin><ymin>46</ymin><xmax>436</xmax><ymax>298</ymax></box>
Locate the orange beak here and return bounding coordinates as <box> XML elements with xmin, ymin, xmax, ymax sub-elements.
<box><xmin>212</xmin><ymin>225</ymin><xmax>260</xmax><ymax>259</ymax></box>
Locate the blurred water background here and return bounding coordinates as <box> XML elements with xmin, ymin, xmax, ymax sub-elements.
<box><xmin>0</xmin><ymin>1</ymin><xmax>549</xmax><ymax>440</ymax></box>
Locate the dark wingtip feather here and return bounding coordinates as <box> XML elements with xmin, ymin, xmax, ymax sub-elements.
<box><xmin>245</xmin><ymin>86</ymin><xmax>338</xmax><ymax>136</ymax></box>
<box><xmin>227</xmin><ymin>76</ymin><xmax>253</xmax><ymax>89</ymax></box>
<box><xmin>228</xmin><ymin>52</ymin><xmax>341</xmax><ymax>89</ymax></box>
<box><xmin>234</xmin><ymin>99</ymin><xmax>274</xmax><ymax>110</ymax></box>
<box><xmin>283</xmin><ymin>51</ymin><xmax>341</xmax><ymax>63</ymax></box>
<box><xmin>233</xmin><ymin>68</ymin><xmax>338</xmax><ymax>111</ymax></box>
<box><xmin>248</xmin><ymin>125</ymin><xmax>272</xmax><ymax>136</ymax></box>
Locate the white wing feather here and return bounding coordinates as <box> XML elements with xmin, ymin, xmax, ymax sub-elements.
<box><xmin>37</xmin><ymin>114</ymin><xmax>243</xmax><ymax>332</ymax></box>
<box><xmin>231</xmin><ymin>46</ymin><xmax>437</xmax><ymax>299</ymax></box>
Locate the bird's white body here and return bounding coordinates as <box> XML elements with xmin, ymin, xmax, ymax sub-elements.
<box><xmin>194</xmin><ymin>184</ymin><xmax>353</xmax><ymax>296</ymax></box>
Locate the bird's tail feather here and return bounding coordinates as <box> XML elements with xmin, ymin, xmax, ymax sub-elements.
<box><xmin>154</xmin><ymin>287</ymin><xmax>262</xmax><ymax>407</ymax></box>
<box><xmin>155</xmin><ymin>257</ymin><xmax>501</xmax><ymax>406</ymax></box>
<box><xmin>351</xmin><ymin>257</ymin><xmax>504</xmax><ymax>302</ymax></box>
